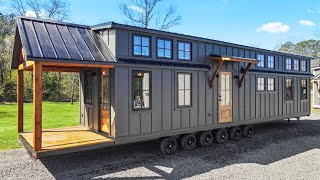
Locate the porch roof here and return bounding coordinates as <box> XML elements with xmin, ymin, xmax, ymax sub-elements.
<box><xmin>11</xmin><ymin>16</ymin><xmax>116</xmax><ymax>69</ymax></box>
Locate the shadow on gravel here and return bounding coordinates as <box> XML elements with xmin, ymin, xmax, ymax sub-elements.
<box><xmin>39</xmin><ymin>118</ymin><xmax>320</xmax><ymax>179</ymax></box>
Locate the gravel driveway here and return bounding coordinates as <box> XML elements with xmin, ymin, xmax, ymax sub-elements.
<box><xmin>1</xmin><ymin>112</ymin><xmax>320</xmax><ymax>180</ymax></box>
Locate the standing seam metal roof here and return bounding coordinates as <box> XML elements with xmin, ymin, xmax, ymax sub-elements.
<box><xmin>12</xmin><ymin>16</ymin><xmax>116</xmax><ymax>69</ymax></box>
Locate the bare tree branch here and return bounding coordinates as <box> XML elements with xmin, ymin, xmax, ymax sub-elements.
<box><xmin>120</xmin><ymin>0</ymin><xmax>181</xmax><ymax>30</ymax></box>
<box><xmin>10</xmin><ymin>0</ymin><xmax>28</xmax><ymax>16</ymax></box>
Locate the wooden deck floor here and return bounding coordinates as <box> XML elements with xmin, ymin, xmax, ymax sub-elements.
<box><xmin>19</xmin><ymin>126</ymin><xmax>114</xmax><ymax>155</ymax></box>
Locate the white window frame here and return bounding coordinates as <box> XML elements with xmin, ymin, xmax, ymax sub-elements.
<box><xmin>257</xmin><ymin>77</ymin><xmax>265</xmax><ymax>91</ymax></box>
<box><xmin>267</xmin><ymin>77</ymin><xmax>275</xmax><ymax>91</ymax></box>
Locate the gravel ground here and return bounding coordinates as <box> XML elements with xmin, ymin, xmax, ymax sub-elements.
<box><xmin>1</xmin><ymin>112</ymin><xmax>320</xmax><ymax>180</ymax></box>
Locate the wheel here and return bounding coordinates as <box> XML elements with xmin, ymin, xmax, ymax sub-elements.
<box><xmin>180</xmin><ymin>134</ymin><xmax>197</xmax><ymax>151</ymax></box>
<box><xmin>215</xmin><ymin>128</ymin><xmax>228</xmax><ymax>144</ymax></box>
<box><xmin>242</xmin><ymin>125</ymin><xmax>254</xmax><ymax>138</ymax></box>
<box><xmin>160</xmin><ymin>137</ymin><xmax>178</xmax><ymax>155</ymax></box>
<box><xmin>199</xmin><ymin>131</ymin><xmax>214</xmax><ymax>147</ymax></box>
<box><xmin>229</xmin><ymin>126</ymin><xmax>242</xmax><ymax>141</ymax></box>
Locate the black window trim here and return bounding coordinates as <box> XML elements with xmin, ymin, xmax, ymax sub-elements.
<box><xmin>177</xmin><ymin>40</ymin><xmax>192</xmax><ymax>61</ymax></box>
<box><xmin>300</xmin><ymin>60</ymin><xmax>307</xmax><ymax>72</ymax></box>
<box><xmin>300</xmin><ymin>78</ymin><xmax>308</xmax><ymax>100</ymax></box>
<box><xmin>293</xmin><ymin>59</ymin><xmax>300</xmax><ymax>71</ymax></box>
<box><xmin>132</xmin><ymin>34</ymin><xmax>151</xmax><ymax>58</ymax></box>
<box><xmin>257</xmin><ymin>53</ymin><xmax>265</xmax><ymax>68</ymax></box>
<box><xmin>267</xmin><ymin>55</ymin><xmax>275</xmax><ymax>69</ymax></box>
<box><xmin>285</xmin><ymin>78</ymin><xmax>294</xmax><ymax>102</ymax></box>
<box><xmin>257</xmin><ymin>77</ymin><xmax>265</xmax><ymax>92</ymax></box>
<box><xmin>132</xmin><ymin>70</ymin><xmax>152</xmax><ymax>111</ymax></box>
<box><xmin>177</xmin><ymin>72</ymin><xmax>192</xmax><ymax>108</ymax></box>
<box><xmin>285</xmin><ymin>58</ymin><xmax>292</xmax><ymax>70</ymax></box>
<box><xmin>156</xmin><ymin>37</ymin><xmax>173</xmax><ymax>60</ymax></box>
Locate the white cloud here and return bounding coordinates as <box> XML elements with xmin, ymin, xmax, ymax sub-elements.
<box><xmin>129</xmin><ymin>5</ymin><xmax>144</xmax><ymax>14</ymax></box>
<box><xmin>256</xmin><ymin>22</ymin><xmax>290</xmax><ymax>33</ymax></box>
<box><xmin>299</xmin><ymin>20</ymin><xmax>315</xmax><ymax>26</ymax></box>
<box><xmin>25</xmin><ymin>10</ymin><xmax>45</xmax><ymax>18</ymax></box>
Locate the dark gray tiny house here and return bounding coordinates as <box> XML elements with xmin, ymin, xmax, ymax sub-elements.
<box><xmin>12</xmin><ymin>17</ymin><xmax>312</xmax><ymax>158</ymax></box>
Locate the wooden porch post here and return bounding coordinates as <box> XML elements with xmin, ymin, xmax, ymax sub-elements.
<box><xmin>33</xmin><ymin>62</ymin><xmax>42</xmax><ymax>151</ymax></box>
<box><xmin>17</xmin><ymin>70</ymin><xmax>24</xmax><ymax>133</ymax></box>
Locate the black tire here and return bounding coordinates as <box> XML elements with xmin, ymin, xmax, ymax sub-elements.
<box><xmin>215</xmin><ymin>128</ymin><xmax>228</xmax><ymax>144</ymax></box>
<box><xmin>160</xmin><ymin>137</ymin><xmax>178</xmax><ymax>155</ymax></box>
<box><xmin>199</xmin><ymin>131</ymin><xmax>214</xmax><ymax>147</ymax></box>
<box><xmin>229</xmin><ymin>126</ymin><xmax>242</xmax><ymax>141</ymax></box>
<box><xmin>181</xmin><ymin>134</ymin><xmax>197</xmax><ymax>151</ymax></box>
<box><xmin>242</xmin><ymin>125</ymin><xmax>254</xmax><ymax>138</ymax></box>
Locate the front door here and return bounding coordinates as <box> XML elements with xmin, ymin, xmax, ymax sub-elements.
<box><xmin>219</xmin><ymin>72</ymin><xmax>232</xmax><ymax>123</ymax></box>
<box><xmin>100</xmin><ymin>69</ymin><xmax>110</xmax><ymax>134</ymax></box>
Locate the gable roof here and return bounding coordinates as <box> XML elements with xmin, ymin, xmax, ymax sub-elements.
<box><xmin>11</xmin><ymin>16</ymin><xmax>116</xmax><ymax>69</ymax></box>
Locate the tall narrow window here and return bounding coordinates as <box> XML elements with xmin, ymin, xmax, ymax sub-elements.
<box><xmin>267</xmin><ymin>77</ymin><xmax>275</xmax><ymax>91</ymax></box>
<box><xmin>301</xmin><ymin>79</ymin><xmax>307</xmax><ymax>100</ymax></box>
<box><xmin>301</xmin><ymin>60</ymin><xmax>306</xmax><ymax>71</ymax></box>
<box><xmin>133</xmin><ymin>71</ymin><xmax>151</xmax><ymax>109</ymax></box>
<box><xmin>257</xmin><ymin>54</ymin><xmax>265</xmax><ymax>67</ymax></box>
<box><xmin>133</xmin><ymin>35</ymin><xmax>150</xmax><ymax>56</ymax></box>
<box><xmin>257</xmin><ymin>77</ymin><xmax>265</xmax><ymax>91</ymax></box>
<box><xmin>178</xmin><ymin>41</ymin><xmax>191</xmax><ymax>60</ymax></box>
<box><xmin>285</xmin><ymin>78</ymin><xmax>293</xmax><ymax>101</ymax></box>
<box><xmin>267</xmin><ymin>55</ymin><xmax>275</xmax><ymax>69</ymax></box>
<box><xmin>178</xmin><ymin>73</ymin><xmax>191</xmax><ymax>107</ymax></box>
<box><xmin>286</xmin><ymin>58</ymin><xmax>292</xmax><ymax>70</ymax></box>
<box><xmin>294</xmin><ymin>59</ymin><xmax>299</xmax><ymax>70</ymax></box>
<box><xmin>84</xmin><ymin>70</ymin><xmax>92</xmax><ymax>104</ymax></box>
<box><xmin>157</xmin><ymin>38</ymin><xmax>172</xmax><ymax>59</ymax></box>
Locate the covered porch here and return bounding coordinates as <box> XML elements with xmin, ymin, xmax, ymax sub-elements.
<box><xmin>12</xmin><ymin>17</ymin><xmax>117</xmax><ymax>158</ymax></box>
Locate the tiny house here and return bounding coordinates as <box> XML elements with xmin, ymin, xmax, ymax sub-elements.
<box><xmin>312</xmin><ymin>66</ymin><xmax>320</xmax><ymax>108</ymax></box>
<box><xmin>11</xmin><ymin>17</ymin><xmax>312</xmax><ymax>158</ymax></box>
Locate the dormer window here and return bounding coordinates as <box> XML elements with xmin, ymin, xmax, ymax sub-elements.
<box><xmin>178</xmin><ymin>41</ymin><xmax>191</xmax><ymax>60</ymax></box>
<box><xmin>157</xmin><ymin>38</ymin><xmax>172</xmax><ymax>59</ymax></box>
<box><xmin>133</xmin><ymin>35</ymin><xmax>150</xmax><ymax>57</ymax></box>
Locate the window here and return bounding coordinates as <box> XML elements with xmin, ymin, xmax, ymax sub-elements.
<box><xmin>178</xmin><ymin>41</ymin><xmax>191</xmax><ymax>60</ymax></box>
<box><xmin>267</xmin><ymin>78</ymin><xmax>275</xmax><ymax>91</ymax></box>
<box><xmin>286</xmin><ymin>58</ymin><xmax>292</xmax><ymax>70</ymax></box>
<box><xmin>178</xmin><ymin>73</ymin><xmax>191</xmax><ymax>107</ymax></box>
<box><xmin>294</xmin><ymin>59</ymin><xmax>299</xmax><ymax>71</ymax></box>
<box><xmin>257</xmin><ymin>54</ymin><xmax>265</xmax><ymax>67</ymax></box>
<box><xmin>301</xmin><ymin>60</ymin><xmax>306</xmax><ymax>71</ymax></box>
<box><xmin>133</xmin><ymin>35</ymin><xmax>150</xmax><ymax>56</ymax></box>
<box><xmin>133</xmin><ymin>71</ymin><xmax>151</xmax><ymax>109</ymax></box>
<box><xmin>267</xmin><ymin>55</ymin><xmax>275</xmax><ymax>69</ymax></box>
<box><xmin>157</xmin><ymin>38</ymin><xmax>172</xmax><ymax>59</ymax></box>
<box><xmin>301</xmin><ymin>79</ymin><xmax>307</xmax><ymax>100</ymax></box>
<box><xmin>285</xmin><ymin>78</ymin><xmax>293</xmax><ymax>101</ymax></box>
<box><xmin>257</xmin><ymin>77</ymin><xmax>265</xmax><ymax>91</ymax></box>
<box><xmin>84</xmin><ymin>70</ymin><xmax>92</xmax><ymax>104</ymax></box>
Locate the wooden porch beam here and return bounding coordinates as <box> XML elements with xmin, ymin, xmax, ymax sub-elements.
<box><xmin>40</xmin><ymin>62</ymin><xmax>114</xmax><ymax>69</ymax></box>
<box><xmin>239</xmin><ymin>63</ymin><xmax>253</xmax><ymax>87</ymax></box>
<box><xmin>33</xmin><ymin>62</ymin><xmax>42</xmax><ymax>151</ymax></box>
<box><xmin>18</xmin><ymin>61</ymin><xmax>34</xmax><ymax>71</ymax></box>
<box><xmin>210</xmin><ymin>59</ymin><xmax>224</xmax><ymax>87</ymax></box>
<box><xmin>17</xmin><ymin>70</ymin><xmax>24</xmax><ymax>133</ymax></box>
<box><xmin>42</xmin><ymin>67</ymin><xmax>81</xmax><ymax>72</ymax></box>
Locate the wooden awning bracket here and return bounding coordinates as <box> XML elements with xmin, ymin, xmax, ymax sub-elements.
<box><xmin>239</xmin><ymin>63</ymin><xmax>253</xmax><ymax>87</ymax></box>
<box><xmin>210</xmin><ymin>59</ymin><xmax>224</xmax><ymax>87</ymax></box>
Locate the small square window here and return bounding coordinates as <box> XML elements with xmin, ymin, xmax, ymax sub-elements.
<box><xmin>157</xmin><ymin>38</ymin><xmax>172</xmax><ymax>59</ymax></box>
<box><xmin>133</xmin><ymin>35</ymin><xmax>150</xmax><ymax>57</ymax></box>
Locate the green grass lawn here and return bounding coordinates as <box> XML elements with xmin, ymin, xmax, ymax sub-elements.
<box><xmin>0</xmin><ymin>102</ymin><xmax>79</xmax><ymax>151</ymax></box>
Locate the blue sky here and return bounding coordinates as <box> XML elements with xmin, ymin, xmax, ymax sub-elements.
<box><xmin>2</xmin><ymin>0</ymin><xmax>320</xmax><ymax>50</ymax></box>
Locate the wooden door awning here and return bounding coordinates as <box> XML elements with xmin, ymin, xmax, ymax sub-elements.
<box><xmin>209</xmin><ymin>55</ymin><xmax>259</xmax><ymax>87</ymax></box>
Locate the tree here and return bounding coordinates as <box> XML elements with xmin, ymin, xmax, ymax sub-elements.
<box><xmin>119</xmin><ymin>0</ymin><xmax>182</xmax><ymax>30</ymax></box>
<box><xmin>278</xmin><ymin>40</ymin><xmax>320</xmax><ymax>67</ymax></box>
<box><xmin>10</xmin><ymin>0</ymin><xmax>69</xmax><ymax>21</ymax></box>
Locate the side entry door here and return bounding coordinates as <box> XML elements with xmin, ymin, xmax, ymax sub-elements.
<box><xmin>219</xmin><ymin>72</ymin><xmax>233</xmax><ymax>123</ymax></box>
